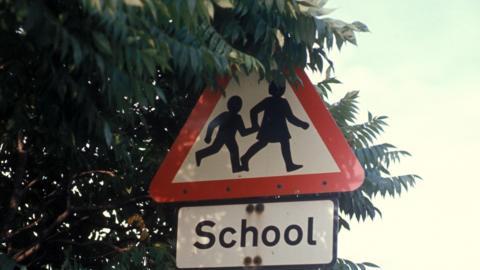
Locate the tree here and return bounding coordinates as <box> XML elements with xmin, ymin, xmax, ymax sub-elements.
<box><xmin>0</xmin><ymin>0</ymin><xmax>419</xmax><ymax>268</ymax></box>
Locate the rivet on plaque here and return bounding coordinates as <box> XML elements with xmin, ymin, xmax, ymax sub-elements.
<box><xmin>255</xmin><ymin>203</ymin><xmax>264</xmax><ymax>214</ymax></box>
<box><xmin>253</xmin><ymin>256</ymin><xmax>262</xmax><ymax>265</ymax></box>
<box><xmin>243</xmin><ymin>256</ymin><xmax>252</xmax><ymax>266</ymax></box>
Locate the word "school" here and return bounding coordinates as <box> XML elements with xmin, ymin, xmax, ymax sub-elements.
<box><xmin>193</xmin><ymin>217</ymin><xmax>318</xmax><ymax>249</ymax></box>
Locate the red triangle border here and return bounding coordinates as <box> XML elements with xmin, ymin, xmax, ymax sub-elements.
<box><xmin>149</xmin><ymin>69</ymin><xmax>364</xmax><ymax>203</ymax></box>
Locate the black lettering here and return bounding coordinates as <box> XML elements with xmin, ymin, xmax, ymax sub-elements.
<box><xmin>307</xmin><ymin>217</ymin><xmax>317</xmax><ymax>245</ymax></box>
<box><xmin>284</xmin><ymin>224</ymin><xmax>303</xmax><ymax>245</ymax></box>
<box><xmin>261</xmin><ymin>225</ymin><xmax>280</xmax><ymax>247</ymax></box>
<box><xmin>241</xmin><ymin>219</ymin><xmax>258</xmax><ymax>247</ymax></box>
<box><xmin>219</xmin><ymin>227</ymin><xmax>237</xmax><ymax>248</ymax></box>
<box><xmin>193</xmin><ymin>220</ymin><xmax>215</xmax><ymax>249</ymax></box>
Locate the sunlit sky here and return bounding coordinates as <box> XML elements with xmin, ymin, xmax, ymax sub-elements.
<box><xmin>308</xmin><ymin>0</ymin><xmax>480</xmax><ymax>269</ymax></box>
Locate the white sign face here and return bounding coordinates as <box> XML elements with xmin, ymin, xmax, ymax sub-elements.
<box><xmin>173</xmin><ymin>73</ymin><xmax>340</xmax><ymax>183</ymax></box>
<box><xmin>176</xmin><ymin>199</ymin><xmax>337</xmax><ymax>269</ymax></box>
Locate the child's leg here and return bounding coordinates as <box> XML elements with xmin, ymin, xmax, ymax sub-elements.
<box><xmin>225</xmin><ymin>140</ymin><xmax>241</xmax><ymax>173</ymax></box>
<box><xmin>280</xmin><ymin>139</ymin><xmax>303</xmax><ymax>172</ymax></box>
<box><xmin>195</xmin><ymin>140</ymin><xmax>224</xmax><ymax>167</ymax></box>
<box><xmin>240</xmin><ymin>140</ymin><xmax>268</xmax><ymax>171</ymax></box>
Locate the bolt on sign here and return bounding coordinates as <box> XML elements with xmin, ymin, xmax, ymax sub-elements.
<box><xmin>176</xmin><ymin>198</ymin><xmax>337</xmax><ymax>269</ymax></box>
<box><xmin>149</xmin><ymin>69</ymin><xmax>364</xmax><ymax>203</ymax></box>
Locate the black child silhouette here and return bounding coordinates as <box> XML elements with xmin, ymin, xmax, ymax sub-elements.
<box><xmin>195</xmin><ymin>96</ymin><xmax>254</xmax><ymax>173</ymax></box>
<box><xmin>241</xmin><ymin>80</ymin><xmax>310</xmax><ymax>172</ymax></box>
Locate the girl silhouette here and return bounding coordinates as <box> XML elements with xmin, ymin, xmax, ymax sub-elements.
<box><xmin>241</xmin><ymin>80</ymin><xmax>309</xmax><ymax>172</ymax></box>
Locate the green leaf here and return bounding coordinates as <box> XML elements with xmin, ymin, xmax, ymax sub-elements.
<box><xmin>352</xmin><ymin>21</ymin><xmax>370</xmax><ymax>32</ymax></box>
<box><xmin>187</xmin><ymin>0</ymin><xmax>196</xmax><ymax>14</ymax></box>
<box><xmin>103</xmin><ymin>121</ymin><xmax>113</xmax><ymax>146</ymax></box>
<box><xmin>275</xmin><ymin>29</ymin><xmax>285</xmax><ymax>48</ymax></box>
<box><xmin>362</xmin><ymin>262</ymin><xmax>380</xmax><ymax>268</ymax></box>
<box><xmin>155</xmin><ymin>87</ymin><xmax>167</xmax><ymax>103</ymax></box>
<box><xmin>265</xmin><ymin>0</ymin><xmax>274</xmax><ymax>10</ymax></box>
<box><xmin>92</xmin><ymin>31</ymin><xmax>112</xmax><ymax>55</ymax></box>
<box><xmin>71</xmin><ymin>37</ymin><xmax>82</xmax><ymax>65</ymax></box>
<box><xmin>254</xmin><ymin>22</ymin><xmax>265</xmax><ymax>43</ymax></box>
<box><xmin>142</xmin><ymin>52</ymin><xmax>156</xmax><ymax>76</ymax></box>
<box><xmin>275</xmin><ymin>0</ymin><xmax>285</xmax><ymax>13</ymax></box>
<box><xmin>213</xmin><ymin>0</ymin><xmax>234</xmax><ymax>9</ymax></box>
<box><xmin>205</xmin><ymin>0</ymin><xmax>215</xmax><ymax>18</ymax></box>
<box><xmin>339</xmin><ymin>216</ymin><xmax>350</xmax><ymax>231</ymax></box>
<box><xmin>124</xmin><ymin>0</ymin><xmax>143</xmax><ymax>7</ymax></box>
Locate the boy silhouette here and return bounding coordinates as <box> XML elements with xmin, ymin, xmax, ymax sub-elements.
<box><xmin>195</xmin><ymin>95</ymin><xmax>253</xmax><ymax>173</ymax></box>
<box><xmin>241</xmin><ymin>80</ymin><xmax>309</xmax><ymax>172</ymax></box>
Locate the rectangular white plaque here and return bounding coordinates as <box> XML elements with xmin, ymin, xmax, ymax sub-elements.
<box><xmin>176</xmin><ymin>199</ymin><xmax>337</xmax><ymax>269</ymax></box>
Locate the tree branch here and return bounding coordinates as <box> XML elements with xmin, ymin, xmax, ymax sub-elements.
<box><xmin>12</xmin><ymin>209</ymin><xmax>70</xmax><ymax>263</ymax></box>
<box><xmin>11</xmin><ymin>172</ymin><xmax>74</xmax><ymax>263</ymax></box>
<box><xmin>71</xmin><ymin>195</ymin><xmax>150</xmax><ymax>212</ymax></box>
<box><xmin>75</xmin><ymin>170</ymin><xmax>116</xmax><ymax>178</ymax></box>
<box><xmin>55</xmin><ymin>238</ymin><xmax>135</xmax><ymax>251</ymax></box>
<box><xmin>1</xmin><ymin>132</ymin><xmax>28</xmax><ymax>238</ymax></box>
<box><xmin>1</xmin><ymin>217</ymin><xmax>43</xmax><ymax>242</ymax></box>
<box><xmin>12</xmin><ymin>243</ymin><xmax>41</xmax><ymax>262</ymax></box>
<box><xmin>54</xmin><ymin>238</ymin><xmax>135</xmax><ymax>260</ymax></box>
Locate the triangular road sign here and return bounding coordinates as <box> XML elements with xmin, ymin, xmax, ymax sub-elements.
<box><xmin>149</xmin><ymin>69</ymin><xmax>364</xmax><ymax>203</ymax></box>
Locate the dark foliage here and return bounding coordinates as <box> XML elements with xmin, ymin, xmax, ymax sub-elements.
<box><xmin>0</xmin><ymin>0</ymin><xmax>417</xmax><ymax>268</ymax></box>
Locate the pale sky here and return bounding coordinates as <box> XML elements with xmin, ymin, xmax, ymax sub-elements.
<box><xmin>309</xmin><ymin>0</ymin><xmax>480</xmax><ymax>269</ymax></box>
